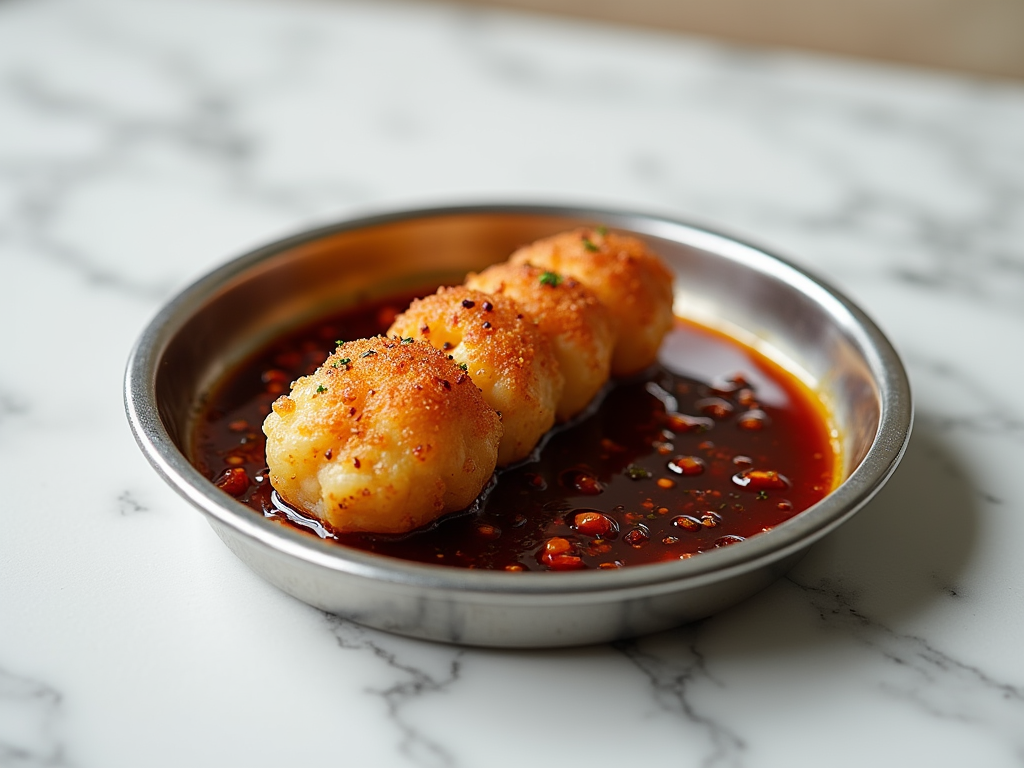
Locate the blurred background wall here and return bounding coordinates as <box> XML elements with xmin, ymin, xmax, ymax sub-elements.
<box><xmin>449</xmin><ymin>0</ymin><xmax>1024</xmax><ymax>79</ymax></box>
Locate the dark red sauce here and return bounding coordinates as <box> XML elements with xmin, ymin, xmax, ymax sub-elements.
<box><xmin>192</xmin><ymin>294</ymin><xmax>837</xmax><ymax>571</ymax></box>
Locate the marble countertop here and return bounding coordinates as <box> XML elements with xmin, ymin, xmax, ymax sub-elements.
<box><xmin>3</xmin><ymin>0</ymin><xmax>1024</xmax><ymax>765</ymax></box>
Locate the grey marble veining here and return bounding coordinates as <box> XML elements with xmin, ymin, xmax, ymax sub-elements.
<box><xmin>2</xmin><ymin>0</ymin><xmax>1024</xmax><ymax>765</ymax></box>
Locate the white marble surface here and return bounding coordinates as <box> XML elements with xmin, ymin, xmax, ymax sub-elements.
<box><xmin>2</xmin><ymin>0</ymin><xmax>1024</xmax><ymax>764</ymax></box>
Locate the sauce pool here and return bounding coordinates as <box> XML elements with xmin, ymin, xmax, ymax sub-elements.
<box><xmin>192</xmin><ymin>294</ymin><xmax>838</xmax><ymax>571</ymax></box>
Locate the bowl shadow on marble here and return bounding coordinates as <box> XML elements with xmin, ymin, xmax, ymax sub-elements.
<box><xmin>790</xmin><ymin>417</ymin><xmax>981</xmax><ymax>614</ymax></box>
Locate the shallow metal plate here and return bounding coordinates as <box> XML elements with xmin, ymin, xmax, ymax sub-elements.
<box><xmin>125</xmin><ymin>203</ymin><xmax>912</xmax><ymax>647</ymax></box>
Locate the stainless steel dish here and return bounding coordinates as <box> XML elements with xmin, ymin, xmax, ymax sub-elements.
<box><xmin>124</xmin><ymin>203</ymin><xmax>912</xmax><ymax>647</ymax></box>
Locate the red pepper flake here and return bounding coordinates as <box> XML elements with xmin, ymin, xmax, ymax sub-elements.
<box><xmin>696</xmin><ymin>397</ymin><xmax>734</xmax><ymax>419</ymax></box>
<box><xmin>737</xmin><ymin>409</ymin><xmax>770</xmax><ymax>430</ymax></box>
<box><xmin>665</xmin><ymin>413</ymin><xmax>714</xmax><ymax>433</ymax></box>
<box><xmin>560</xmin><ymin>469</ymin><xmax>603</xmax><ymax>495</ymax></box>
<box><xmin>476</xmin><ymin>524</ymin><xmax>501</xmax><ymax>539</ymax></box>
<box><xmin>671</xmin><ymin>516</ymin><xmax>701</xmax><ymax>532</ymax></box>
<box><xmin>732</xmin><ymin>469</ymin><xmax>790</xmax><ymax>491</ymax></box>
<box><xmin>524</xmin><ymin>473</ymin><xmax>547</xmax><ymax>490</ymax></box>
<box><xmin>572</xmin><ymin>511</ymin><xmax>616</xmax><ymax>537</ymax></box>
<box><xmin>598</xmin><ymin>561</ymin><xmax>623</xmax><ymax>569</ymax></box>
<box><xmin>623</xmin><ymin>526</ymin><xmax>650</xmax><ymax>548</ymax></box>
<box><xmin>539</xmin><ymin>537</ymin><xmax>585</xmax><ymax>570</ymax></box>
<box><xmin>215</xmin><ymin>467</ymin><xmax>249</xmax><ymax>497</ymax></box>
<box><xmin>667</xmin><ymin>455</ymin><xmax>706</xmax><ymax>476</ymax></box>
<box><xmin>700</xmin><ymin>512</ymin><xmax>722</xmax><ymax>528</ymax></box>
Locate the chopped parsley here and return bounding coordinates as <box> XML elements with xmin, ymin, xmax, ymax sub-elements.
<box><xmin>401</xmin><ymin>337</ymin><xmax>414</xmax><ymax>344</ymax></box>
<box><xmin>595</xmin><ymin>225</ymin><xmax>608</xmax><ymax>236</ymax></box>
<box><xmin>539</xmin><ymin>271</ymin><xmax>563</xmax><ymax>287</ymax></box>
<box><xmin>582</xmin><ymin>238</ymin><xmax>599</xmax><ymax>252</ymax></box>
<box><xmin>625</xmin><ymin>464</ymin><xmax>652</xmax><ymax>480</ymax></box>
<box><xmin>316</xmin><ymin>385</ymin><xmax>327</xmax><ymax>394</ymax></box>
<box><xmin>360</xmin><ymin>350</ymin><xmax>377</xmax><ymax>358</ymax></box>
<box><xmin>332</xmin><ymin>357</ymin><xmax>351</xmax><ymax>368</ymax></box>
<box><xmin>457</xmin><ymin>362</ymin><xmax>468</xmax><ymax>372</ymax></box>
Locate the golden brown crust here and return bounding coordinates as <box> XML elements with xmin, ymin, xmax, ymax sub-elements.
<box><xmin>387</xmin><ymin>286</ymin><xmax>564</xmax><ymax>466</ymax></box>
<box><xmin>510</xmin><ymin>228</ymin><xmax>675</xmax><ymax>376</ymax></box>
<box><xmin>262</xmin><ymin>336</ymin><xmax>501</xmax><ymax>534</ymax></box>
<box><xmin>465</xmin><ymin>262</ymin><xmax>614</xmax><ymax>421</ymax></box>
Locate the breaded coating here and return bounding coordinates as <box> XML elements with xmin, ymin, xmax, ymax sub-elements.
<box><xmin>262</xmin><ymin>337</ymin><xmax>501</xmax><ymax>534</ymax></box>
<box><xmin>510</xmin><ymin>228</ymin><xmax>675</xmax><ymax>376</ymax></box>
<box><xmin>388</xmin><ymin>286</ymin><xmax>564</xmax><ymax>466</ymax></box>
<box><xmin>466</xmin><ymin>262</ymin><xmax>614</xmax><ymax>421</ymax></box>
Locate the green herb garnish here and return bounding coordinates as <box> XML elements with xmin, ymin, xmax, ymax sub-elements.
<box><xmin>332</xmin><ymin>357</ymin><xmax>351</xmax><ymax>369</ymax></box>
<box><xmin>582</xmin><ymin>238</ymin><xmax>599</xmax><ymax>252</ymax></box>
<box><xmin>316</xmin><ymin>385</ymin><xmax>327</xmax><ymax>394</ymax></box>
<box><xmin>625</xmin><ymin>464</ymin><xmax>652</xmax><ymax>480</ymax></box>
<box><xmin>401</xmin><ymin>337</ymin><xmax>414</xmax><ymax>344</ymax></box>
<box><xmin>539</xmin><ymin>271</ymin><xmax>563</xmax><ymax>287</ymax></box>
<box><xmin>360</xmin><ymin>350</ymin><xmax>377</xmax><ymax>358</ymax></box>
<box><xmin>596</xmin><ymin>225</ymin><xmax>608</xmax><ymax>236</ymax></box>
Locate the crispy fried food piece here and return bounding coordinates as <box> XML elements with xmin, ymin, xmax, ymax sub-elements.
<box><xmin>262</xmin><ymin>337</ymin><xmax>501</xmax><ymax>534</ymax></box>
<box><xmin>509</xmin><ymin>228</ymin><xmax>675</xmax><ymax>376</ymax></box>
<box><xmin>388</xmin><ymin>286</ymin><xmax>564</xmax><ymax>466</ymax></box>
<box><xmin>466</xmin><ymin>262</ymin><xmax>614</xmax><ymax>421</ymax></box>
